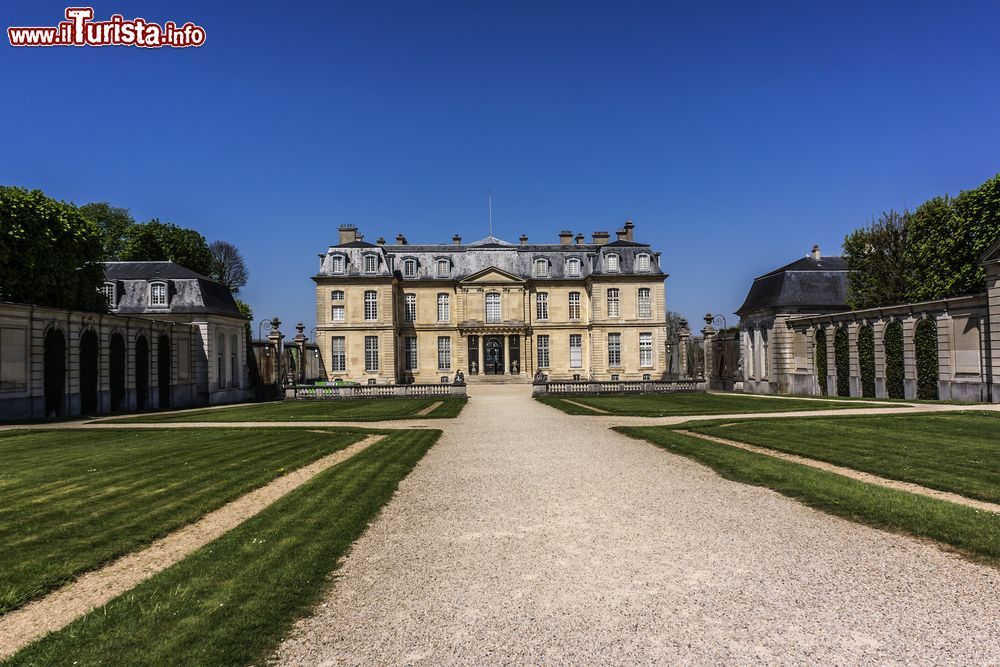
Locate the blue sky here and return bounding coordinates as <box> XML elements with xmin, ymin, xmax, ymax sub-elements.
<box><xmin>3</xmin><ymin>0</ymin><xmax>998</xmax><ymax>334</ymax></box>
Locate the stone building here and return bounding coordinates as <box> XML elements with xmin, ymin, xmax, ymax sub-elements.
<box><xmin>0</xmin><ymin>261</ymin><xmax>251</xmax><ymax>420</ymax></box>
<box><xmin>313</xmin><ymin>222</ymin><xmax>668</xmax><ymax>384</ymax></box>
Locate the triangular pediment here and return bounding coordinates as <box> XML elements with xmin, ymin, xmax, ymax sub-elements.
<box><xmin>460</xmin><ymin>266</ymin><xmax>525</xmax><ymax>284</ymax></box>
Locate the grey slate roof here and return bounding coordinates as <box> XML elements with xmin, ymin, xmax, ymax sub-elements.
<box><xmin>104</xmin><ymin>261</ymin><xmax>242</xmax><ymax>317</ymax></box>
<box><xmin>736</xmin><ymin>255</ymin><xmax>849</xmax><ymax>316</ymax></box>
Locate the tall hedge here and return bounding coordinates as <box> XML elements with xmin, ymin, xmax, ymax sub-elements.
<box><xmin>914</xmin><ymin>319</ymin><xmax>939</xmax><ymax>400</ymax></box>
<box><xmin>883</xmin><ymin>320</ymin><xmax>905</xmax><ymax>399</ymax></box>
<box><xmin>857</xmin><ymin>324</ymin><xmax>875</xmax><ymax>397</ymax></box>
<box><xmin>814</xmin><ymin>327</ymin><xmax>828</xmax><ymax>395</ymax></box>
<box><xmin>834</xmin><ymin>325</ymin><xmax>850</xmax><ymax>397</ymax></box>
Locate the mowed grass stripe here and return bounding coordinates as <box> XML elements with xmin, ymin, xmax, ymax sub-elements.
<box><xmin>618</xmin><ymin>426</ymin><xmax>1000</xmax><ymax>566</ymax></box>
<box><xmin>0</xmin><ymin>428</ymin><xmax>365</xmax><ymax>614</ymax></box>
<box><xmin>687</xmin><ymin>412</ymin><xmax>1000</xmax><ymax>504</ymax></box>
<box><xmin>103</xmin><ymin>397</ymin><xmax>468</xmax><ymax>423</ymax></box>
<box><xmin>6</xmin><ymin>430</ymin><xmax>439</xmax><ymax>667</ymax></box>
<box><xmin>537</xmin><ymin>393</ymin><xmax>889</xmax><ymax>417</ymax></box>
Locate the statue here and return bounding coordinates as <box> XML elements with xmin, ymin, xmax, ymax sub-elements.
<box><xmin>454</xmin><ymin>370</ymin><xmax>466</xmax><ymax>385</ymax></box>
<box><xmin>533</xmin><ymin>369</ymin><xmax>547</xmax><ymax>384</ymax></box>
<box><xmin>470</xmin><ymin>360</ymin><xmax>478</xmax><ymax>374</ymax></box>
<box><xmin>511</xmin><ymin>360</ymin><xmax>519</xmax><ymax>374</ymax></box>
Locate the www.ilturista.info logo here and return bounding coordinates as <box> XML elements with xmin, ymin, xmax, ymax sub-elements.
<box><xmin>8</xmin><ymin>7</ymin><xmax>206</xmax><ymax>48</ymax></box>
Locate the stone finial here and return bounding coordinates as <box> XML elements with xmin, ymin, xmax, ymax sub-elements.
<box><xmin>396</xmin><ymin>234</ymin><xmax>408</xmax><ymax>245</ymax></box>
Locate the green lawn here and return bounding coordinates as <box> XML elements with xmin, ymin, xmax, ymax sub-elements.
<box><xmin>537</xmin><ymin>392</ymin><xmax>896</xmax><ymax>416</ymax></box>
<box><xmin>8</xmin><ymin>429</ymin><xmax>439</xmax><ymax>667</ymax></box>
<box><xmin>0</xmin><ymin>427</ymin><xmax>366</xmax><ymax>614</ymax></box>
<box><xmin>104</xmin><ymin>397</ymin><xmax>467</xmax><ymax>423</ymax></box>
<box><xmin>686</xmin><ymin>412</ymin><xmax>1000</xmax><ymax>503</ymax></box>
<box><xmin>618</xmin><ymin>426</ymin><xmax>1000</xmax><ymax>566</ymax></box>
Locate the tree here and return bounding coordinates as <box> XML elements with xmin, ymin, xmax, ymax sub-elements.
<box><xmin>209</xmin><ymin>240</ymin><xmax>249</xmax><ymax>293</ymax></box>
<box><xmin>0</xmin><ymin>187</ymin><xmax>107</xmax><ymax>312</ymax></box>
<box><xmin>664</xmin><ymin>310</ymin><xmax>686</xmax><ymax>344</ymax></box>
<box><xmin>842</xmin><ymin>210</ymin><xmax>911</xmax><ymax>309</ymax></box>
<box><xmin>121</xmin><ymin>219</ymin><xmax>214</xmax><ymax>276</ymax></box>
<box><xmin>78</xmin><ymin>202</ymin><xmax>134</xmax><ymax>261</ymax></box>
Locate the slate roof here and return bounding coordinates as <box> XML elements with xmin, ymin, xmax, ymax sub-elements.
<box><xmin>736</xmin><ymin>255</ymin><xmax>849</xmax><ymax>316</ymax></box>
<box><xmin>103</xmin><ymin>261</ymin><xmax>242</xmax><ymax>318</ymax></box>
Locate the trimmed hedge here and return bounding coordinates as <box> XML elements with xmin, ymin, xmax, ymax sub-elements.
<box><xmin>814</xmin><ymin>328</ymin><xmax>828</xmax><ymax>396</ymax></box>
<box><xmin>857</xmin><ymin>324</ymin><xmax>875</xmax><ymax>398</ymax></box>
<box><xmin>883</xmin><ymin>320</ymin><xmax>905</xmax><ymax>399</ymax></box>
<box><xmin>834</xmin><ymin>325</ymin><xmax>850</xmax><ymax>397</ymax></box>
<box><xmin>914</xmin><ymin>318</ymin><xmax>939</xmax><ymax>400</ymax></box>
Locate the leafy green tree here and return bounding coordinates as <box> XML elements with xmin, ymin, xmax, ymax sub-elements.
<box><xmin>842</xmin><ymin>210</ymin><xmax>911</xmax><ymax>308</ymax></box>
<box><xmin>78</xmin><ymin>202</ymin><xmax>134</xmax><ymax>261</ymax></box>
<box><xmin>121</xmin><ymin>219</ymin><xmax>214</xmax><ymax>276</ymax></box>
<box><xmin>0</xmin><ymin>187</ymin><xmax>107</xmax><ymax>312</ymax></box>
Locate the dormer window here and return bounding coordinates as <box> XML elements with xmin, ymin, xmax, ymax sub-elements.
<box><xmin>534</xmin><ymin>258</ymin><xmax>549</xmax><ymax>277</ymax></box>
<box><xmin>100</xmin><ymin>282</ymin><xmax>116</xmax><ymax>308</ymax></box>
<box><xmin>403</xmin><ymin>258</ymin><xmax>417</xmax><ymax>278</ymax></box>
<box><xmin>330</xmin><ymin>255</ymin><xmax>345</xmax><ymax>274</ymax></box>
<box><xmin>364</xmin><ymin>254</ymin><xmax>378</xmax><ymax>273</ymax></box>
<box><xmin>566</xmin><ymin>258</ymin><xmax>581</xmax><ymax>277</ymax></box>
<box><xmin>636</xmin><ymin>253</ymin><xmax>651</xmax><ymax>272</ymax></box>
<box><xmin>437</xmin><ymin>259</ymin><xmax>450</xmax><ymax>278</ymax></box>
<box><xmin>606</xmin><ymin>253</ymin><xmax>620</xmax><ymax>272</ymax></box>
<box><xmin>149</xmin><ymin>282</ymin><xmax>168</xmax><ymax>307</ymax></box>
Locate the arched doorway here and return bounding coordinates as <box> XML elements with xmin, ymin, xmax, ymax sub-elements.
<box><xmin>109</xmin><ymin>333</ymin><xmax>126</xmax><ymax>411</ymax></box>
<box><xmin>135</xmin><ymin>335</ymin><xmax>149</xmax><ymax>410</ymax></box>
<box><xmin>158</xmin><ymin>334</ymin><xmax>171</xmax><ymax>408</ymax></box>
<box><xmin>79</xmin><ymin>329</ymin><xmax>100</xmax><ymax>414</ymax></box>
<box><xmin>484</xmin><ymin>336</ymin><xmax>504</xmax><ymax>375</ymax></box>
<box><xmin>43</xmin><ymin>327</ymin><xmax>67</xmax><ymax>417</ymax></box>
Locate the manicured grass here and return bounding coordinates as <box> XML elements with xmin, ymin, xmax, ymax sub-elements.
<box><xmin>537</xmin><ymin>392</ymin><xmax>895</xmax><ymax>416</ymax></box>
<box><xmin>618</xmin><ymin>426</ymin><xmax>1000</xmax><ymax>566</ymax></box>
<box><xmin>0</xmin><ymin>427</ymin><xmax>366</xmax><ymax>614</ymax></box>
<box><xmin>104</xmin><ymin>397</ymin><xmax>467</xmax><ymax>423</ymax></box>
<box><xmin>7</xmin><ymin>430</ymin><xmax>439</xmax><ymax>667</ymax></box>
<box><xmin>687</xmin><ymin>412</ymin><xmax>1000</xmax><ymax>503</ymax></box>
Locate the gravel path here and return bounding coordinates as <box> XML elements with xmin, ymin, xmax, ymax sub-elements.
<box><xmin>273</xmin><ymin>385</ymin><xmax>1000</xmax><ymax>665</ymax></box>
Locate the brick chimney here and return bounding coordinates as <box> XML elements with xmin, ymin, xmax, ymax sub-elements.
<box><xmin>395</xmin><ymin>233</ymin><xmax>408</xmax><ymax>245</ymax></box>
<box><xmin>452</xmin><ymin>234</ymin><xmax>462</xmax><ymax>246</ymax></box>
<box><xmin>624</xmin><ymin>219</ymin><xmax>635</xmax><ymax>241</ymax></box>
<box><xmin>520</xmin><ymin>234</ymin><xmax>529</xmax><ymax>247</ymax></box>
<box><xmin>811</xmin><ymin>244</ymin><xmax>821</xmax><ymax>260</ymax></box>
<box><xmin>592</xmin><ymin>231</ymin><xmax>610</xmax><ymax>245</ymax></box>
<box><xmin>575</xmin><ymin>233</ymin><xmax>585</xmax><ymax>245</ymax></box>
<box><xmin>338</xmin><ymin>224</ymin><xmax>358</xmax><ymax>245</ymax></box>
<box><xmin>616</xmin><ymin>228</ymin><xmax>628</xmax><ymax>241</ymax></box>
<box><xmin>559</xmin><ymin>230</ymin><xmax>573</xmax><ymax>245</ymax></box>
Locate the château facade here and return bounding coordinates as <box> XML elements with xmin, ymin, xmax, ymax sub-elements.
<box><xmin>313</xmin><ymin>222</ymin><xmax>668</xmax><ymax>384</ymax></box>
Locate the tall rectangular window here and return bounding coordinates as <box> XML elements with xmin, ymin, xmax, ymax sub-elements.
<box><xmin>534</xmin><ymin>259</ymin><xmax>548</xmax><ymax>277</ymax></box>
<box><xmin>364</xmin><ymin>255</ymin><xmax>377</xmax><ymax>273</ymax></box>
<box><xmin>535</xmin><ymin>292</ymin><xmax>548</xmax><ymax>321</ymax></box>
<box><xmin>403</xmin><ymin>259</ymin><xmax>417</xmax><ymax>277</ymax></box>
<box><xmin>364</xmin><ymin>335</ymin><xmax>379</xmax><ymax>372</ymax></box>
<box><xmin>331</xmin><ymin>255</ymin><xmax>344</xmax><ymax>273</ymax></box>
<box><xmin>405</xmin><ymin>336</ymin><xmax>418</xmax><ymax>371</ymax></box>
<box><xmin>569</xmin><ymin>334</ymin><xmax>582</xmax><ymax>369</ymax></box>
<box><xmin>568</xmin><ymin>292</ymin><xmax>581</xmax><ymax>320</ymax></box>
<box><xmin>606</xmin><ymin>254</ymin><xmax>619</xmax><ymax>272</ymax></box>
<box><xmin>636</xmin><ymin>254</ymin><xmax>651</xmax><ymax>271</ymax></box>
<box><xmin>537</xmin><ymin>335</ymin><xmax>550</xmax><ymax>368</ymax></box>
<box><xmin>638</xmin><ymin>288</ymin><xmax>651</xmax><ymax>318</ymax></box>
<box><xmin>486</xmin><ymin>292</ymin><xmax>501</xmax><ymax>323</ymax></box>
<box><xmin>437</xmin><ymin>293</ymin><xmax>450</xmax><ymax>322</ymax></box>
<box><xmin>150</xmin><ymin>282</ymin><xmax>167</xmax><ymax>307</ymax></box>
<box><xmin>364</xmin><ymin>290</ymin><xmax>378</xmax><ymax>321</ymax></box>
<box><xmin>437</xmin><ymin>259</ymin><xmax>450</xmax><ymax>277</ymax></box>
<box><xmin>640</xmin><ymin>332</ymin><xmax>653</xmax><ymax>367</ymax></box>
<box><xmin>100</xmin><ymin>283</ymin><xmax>115</xmax><ymax>308</ymax></box>
<box><xmin>437</xmin><ymin>336</ymin><xmax>451</xmax><ymax>370</ymax></box>
<box><xmin>404</xmin><ymin>293</ymin><xmax>416</xmax><ymax>322</ymax></box>
<box><xmin>330</xmin><ymin>337</ymin><xmax>346</xmax><ymax>372</ymax></box>
<box><xmin>566</xmin><ymin>258</ymin><xmax>581</xmax><ymax>277</ymax></box>
<box><xmin>607</xmin><ymin>288</ymin><xmax>620</xmax><ymax>318</ymax></box>
<box><xmin>608</xmin><ymin>333</ymin><xmax>621</xmax><ymax>367</ymax></box>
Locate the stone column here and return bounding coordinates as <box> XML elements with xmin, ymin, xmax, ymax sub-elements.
<box><xmin>266</xmin><ymin>318</ymin><xmax>284</xmax><ymax>387</ymax></box>
<box><xmin>677</xmin><ymin>319</ymin><xmax>690</xmax><ymax>378</ymax></box>
<box><xmin>293</xmin><ymin>322</ymin><xmax>307</xmax><ymax>385</ymax></box>
<box><xmin>503</xmin><ymin>335</ymin><xmax>510</xmax><ymax>375</ymax></box>
<box><xmin>701</xmin><ymin>314</ymin><xmax>716</xmax><ymax>385</ymax></box>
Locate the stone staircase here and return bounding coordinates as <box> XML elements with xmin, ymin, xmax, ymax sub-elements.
<box><xmin>466</xmin><ymin>373</ymin><xmax>532</xmax><ymax>385</ymax></box>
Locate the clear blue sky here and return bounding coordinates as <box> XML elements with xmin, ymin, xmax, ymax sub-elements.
<box><xmin>3</xmin><ymin>0</ymin><xmax>998</xmax><ymax>335</ymax></box>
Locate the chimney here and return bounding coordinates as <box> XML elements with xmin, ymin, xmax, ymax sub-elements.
<box><xmin>624</xmin><ymin>219</ymin><xmax>635</xmax><ymax>241</ymax></box>
<box><xmin>616</xmin><ymin>228</ymin><xmax>628</xmax><ymax>241</ymax></box>
<box><xmin>376</xmin><ymin>237</ymin><xmax>386</xmax><ymax>245</ymax></box>
<box><xmin>559</xmin><ymin>230</ymin><xmax>573</xmax><ymax>245</ymax></box>
<box><xmin>395</xmin><ymin>234</ymin><xmax>408</xmax><ymax>245</ymax></box>
<box><xmin>575</xmin><ymin>233</ymin><xmax>585</xmax><ymax>245</ymax></box>
<box><xmin>592</xmin><ymin>231</ymin><xmax>610</xmax><ymax>245</ymax></box>
<box><xmin>338</xmin><ymin>224</ymin><xmax>358</xmax><ymax>245</ymax></box>
<box><xmin>811</xmin><ymin>244</ymin><xmax>821</xmax><ymax>260</ymax></box>
<box><xmin>520</xmin><ymin>234</ymin><xmax>529</xmax><ymax>247</ymax></box>
<box><xmin>452</xmin><ymin>234</ymin><xmax>462</xmax><ymax>246</ymax></box>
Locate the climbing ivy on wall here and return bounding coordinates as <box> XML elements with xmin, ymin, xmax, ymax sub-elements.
<box><xmin>814</xmin><ymin>328</ymin><xmax>828</xmax><ymax>395</ymax></box>
<box><xmin>834</xmin><ymin>326</ymin><xmax>850</xmax><ymax>397</ymax></box>
<box><xmin>857</xmin><ymin>324</ymin><xmax>875</xmax><ymax>398</ymax></box>
<box><xmin>914</xmin><ymin>318</ymin><xmax>939</xmax><ymax>400</ymax></box>
<box><xmin>883</xmin><ymin>320</ymin><xmax>905</xmax><ymax>399</ymax></box>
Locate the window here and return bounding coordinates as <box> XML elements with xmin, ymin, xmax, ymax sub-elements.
<box><xmin>606</xmin><ymin>254</ymin><xmax>620</xmax><ymax>272</ymax></box>
<box><xmin>607</xmin><ymin>288</ymin><xmax>620</xmax><ymax>318</ymax></box>
<box><xmin>486</xmin><ymin>292</ymin><xmax>501</xmax><ymax>323</ymax></box>
<box><xmin>0</xmin><ymin>327</ymin><xmax>27</xmax><ymax>391</ymax></box>
<box><xmin>535</xmin><ymin>292</ymin><xmax>548</xmax><ymax>321</ymax></box>
<box><xmin>537</xmin><ymin>335</ymin><xmax>550</xmax><ymax>368</ymax></box>
<box><xmin>566</xmin><ymin>258</ymin><xmax>581</xmax><ymax>277</ymax></box>
<box><xmin>640</xmin><ymin>332</ymin><xmax>653</xmax><ymax>367</ymax></box>
<box><xmin>330</xmin><ymin>336</ymin><xmax>346</xmax><ymax>372</ymax></box>
<box><xmin>636</xmin><ymin>254</ymin><xmax>651</xmax><ymax>272</ymax></box>
<box><xmin>405</xmin><ymin>336</ymin><xmax>418</xmax><ymax>371</ymax></box>
<box><xmin>331</xmin><ymin>255</ymin><xmax>345</xmax><ymax>273</ymax></box>
<box><xmin>100</xmin><ymin>282</ymin><xmax>116</xmax><ymax>308</ymax></box>
<box><xmin>364</xmin><ymin>290</ymin><xmax>378</xmax><ymax>321</ymax></box>
<box><xmin>534</xmin><ymin>258</ymin><xmax>549</xmax><ymax>277</ymax></box>
<box><xmin>638</xmin><ymin>288</ymin><xmax>651</xmax><ymax>318</ymax></box>
<box><xmin>230</xmin><ymin>334</ymin><xmax>238</xmax><ymax>387</ymax></box>
<box><xmin>404</xmin><ymin>294</ymin><xmax>416</xmax><ymax>323</ymax></box>
<box><xmin>217</xmin><ymin>334</ymin><xmax>225</xmax><ymax>385</ymax></box>
<box><xmin>364</xmin><ymin>335</ymin><xmax>379</xmax><ymax>372</ymax></box>
<box><xmin>437</xmin><ymin>293</ymin><xmax>450</xmax><ymax>322</ymax></box>
<box><xmin>437</xmin><ymin>336</ymin><xmax>451</xmax><ymax>370</ymax></box>
<box><xmin>568</xmin><ymin>292</ymin><xmax>581</xmax><ymax>320</ymax></box>
<box><xmin>437</xmin><ymin>259</ymin><xmax>450</xmax><ymax>277</ymax></box>
<box><xmin>403</xmin><ymin>258</ymin><xmax>417</xmax><ymax>278</ymax></box>
<box><xmin>149</xmin><ymin>282</ymin><xmax>168</xmax><ymax>307</ymax></box>
<box><xmin>330</xmin><ymin>290</ymin><xmax>345</xmax><ymax>321</ymax></box>
<box><xmin>608</xmin><ymin>333</ymin><xmax>621</xmax><ymax>367</ymax></box>
<box><xmin>569</xmin><ymin>334</ymin><xmax>582</xmax><ymax>369</ymax></box>
<box><xmin>364</xmin><ymin>254</ymin><xmax>378</xmax><ymax>273</ymax></box>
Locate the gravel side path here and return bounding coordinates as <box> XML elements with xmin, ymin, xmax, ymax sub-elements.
<box><xmin>273</xmin><ymin>385</ymin><xmax>1000</xmax><ymax>665</ymax></box>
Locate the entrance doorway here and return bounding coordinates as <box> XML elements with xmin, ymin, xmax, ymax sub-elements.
<box><xmin>484</xmin><ymin>336</ymin><xmax>505</xmax><ymax>375</ymax></box>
